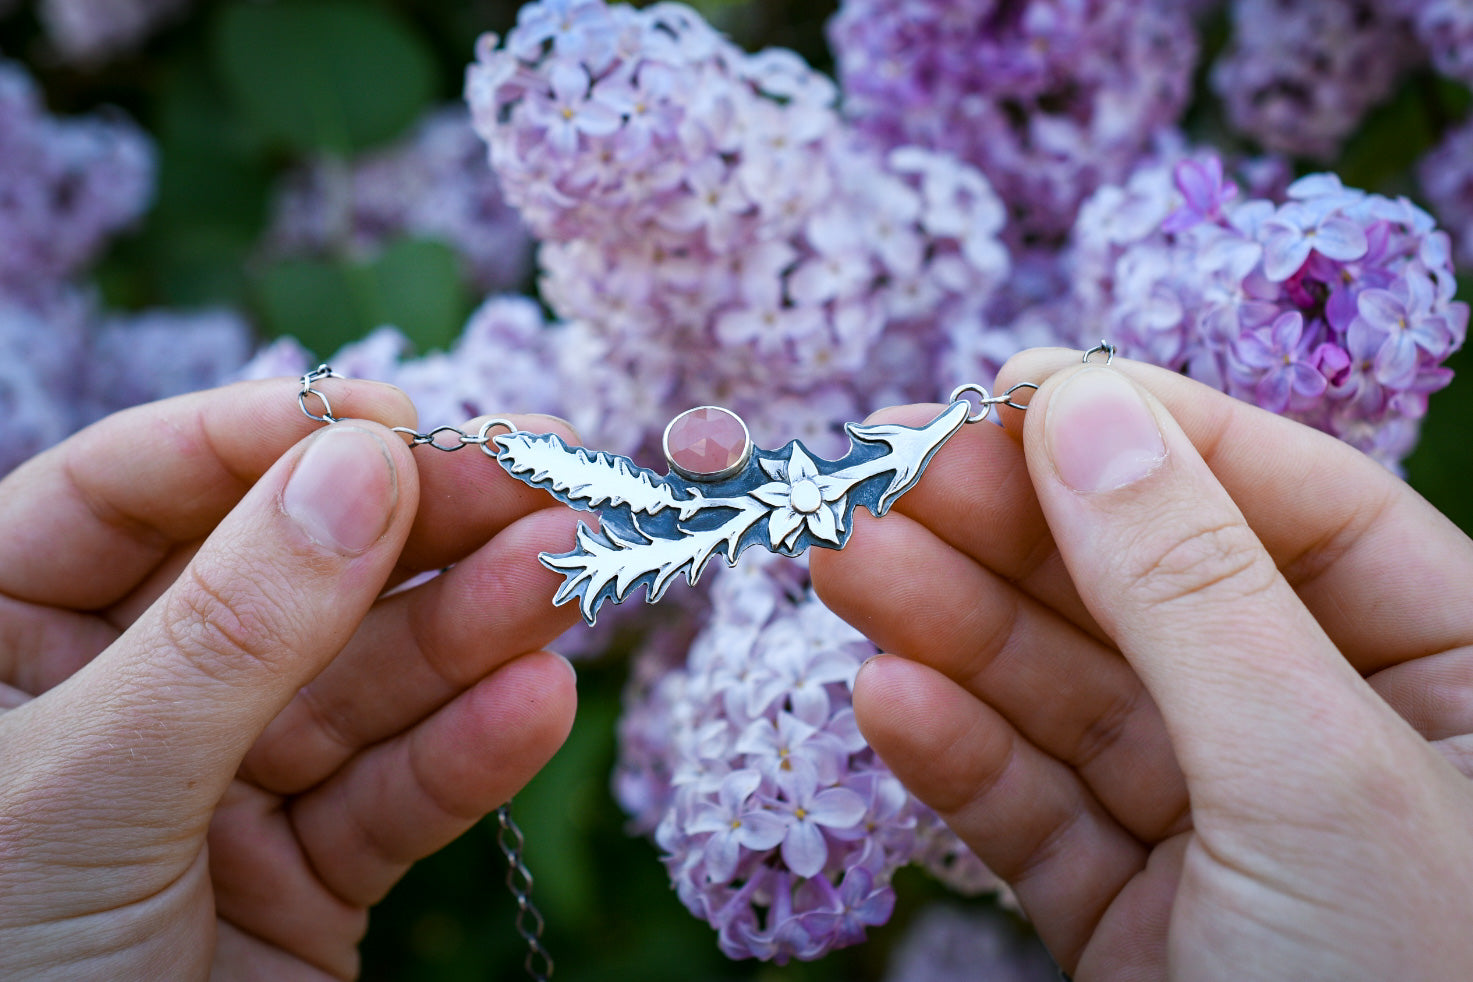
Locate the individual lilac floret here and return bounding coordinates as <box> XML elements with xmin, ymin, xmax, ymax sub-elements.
<box><xmin>881</xmin><ymin>903</ymin><xmax>1059</xmax><ymax>982</ymax></box>
<box><xmin>36</xmin><ymin>0</ymin><xmax>193</xmax><ymax>64</ymax></box>
<box><xmin>1066</xmin><ymin>150</ymin><xmax>1468</xmax><ymax>471</ymax></box>
<box><xmin>1209</xmin><ymin>0</ymin><xmax>1417</xmax><ymax>160</ymax></box>
<box><xmin>0</xmin><ymin>59</ymin><xmax>155</xmax><ymax>301</ymax></box>
<box><xmin>826</xmin><ymin>0</ymin><xmax>1198</xmax><ymax>244</ymax></box>
<box><xmin>1418</xmin><ymin>117</ymin><xmax>1473</xmax><ymax>270</ymax></box>
<box><xmin>466</xmin><ymin>0</ymin><xmax>1009</xmax><ymax>460</ymax></box>
<box><xmin>266</xmin><ymin>106</ymin><xmax>533</xmax><ymax>293</ymax></box>
<box><xmin>614</xmin><ymin>555</ymin><xmax>1003</xmax><ymax>963</ymax></box>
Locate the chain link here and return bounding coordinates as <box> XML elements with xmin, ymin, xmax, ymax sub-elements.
<box><xmin>295</xmin><ymin>366</ymin><xmax>547</xmax><ymax>979</ymax></box>
<box><xmin>496</xmin><ymin>803</ymin><xmax>554</xmax><ymax>981</ymax></box>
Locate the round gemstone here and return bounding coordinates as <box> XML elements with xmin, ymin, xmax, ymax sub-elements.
<box><xmin>664</xmin><ymin>406</ymin><xmax>751</xmax><ymax>480</ymax></box>
<box><xmin>788</xmin><ymin>479</ymin><xmax>822</xmax><ymax>514</ymax></box>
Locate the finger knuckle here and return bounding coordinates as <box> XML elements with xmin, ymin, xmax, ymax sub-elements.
<box><xmin>161</xmin><ymin>561</ymin><xmax>295</xmax><ymax>685</ymax></box>
<box><xmin>1126</xmin><ymin>519</ymin><xmax>1279</xmax><ymax>609</ymax></box>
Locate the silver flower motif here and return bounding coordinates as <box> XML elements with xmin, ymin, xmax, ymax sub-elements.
<box><xmin>749</xmin><ymin>445</ymin><xmax>854</xmax><ymax>549</ymax></box>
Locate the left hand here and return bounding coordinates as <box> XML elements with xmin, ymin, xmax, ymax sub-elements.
<box><xmin>0</xmin><ymin>377</ymin><xmax>582</xmax><ymax>980</ymax></box>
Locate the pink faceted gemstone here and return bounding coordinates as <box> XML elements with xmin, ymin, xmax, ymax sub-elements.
<box><xmin>665</xmin><ymin>406</ymin><xmax>750</xmax><ymax>478</ymax></box>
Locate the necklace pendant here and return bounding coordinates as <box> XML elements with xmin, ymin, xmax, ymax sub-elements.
<box><xmin>490</xmin><ymin>401</ymin><xmax>970</xmax><ymax>625</ymax></box>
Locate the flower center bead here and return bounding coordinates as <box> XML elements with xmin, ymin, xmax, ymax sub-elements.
<box><xmin>789</xmin><ymin>479</ymin><xmax>823</xmax><ymax>514</ymax></box>
<box><xmin>663</xmin><ymin>406</ymin><xmax>752</xmax><ymax>481</ymax></box>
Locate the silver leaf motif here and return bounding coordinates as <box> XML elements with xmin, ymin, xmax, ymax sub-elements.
<box><xmin>493</xmin><ymin>400</ymin><xmax>969</xmax><ymax>625</ymax></box>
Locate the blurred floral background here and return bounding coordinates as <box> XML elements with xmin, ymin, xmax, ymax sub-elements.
<box><xmin>3</xmin><ymin>0</ymin><xmax>1472</xmax><ymax>979</ymax></box>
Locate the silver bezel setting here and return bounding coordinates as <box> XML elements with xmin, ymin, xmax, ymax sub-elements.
<box><xmin>662</xmin><ymin>405</ymin><xmax>754</xmax><ymax>482</ymax></box>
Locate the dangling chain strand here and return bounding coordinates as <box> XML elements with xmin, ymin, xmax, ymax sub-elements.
<box><xmin>496</xmin><ymin>804</ymin><xmax>553</xmax><ymax>982</ymax></box>
<box><xmin>296</xmin><ymin>365</ymin><xmax>552</xmax><ymax>981</ymax></box>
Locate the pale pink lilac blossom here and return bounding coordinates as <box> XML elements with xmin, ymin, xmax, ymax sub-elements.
<box><xmin>614</xmin><ymin>555</ymin><xmax>1002</xmax><ymax>963</ymax></box>
<box><xmin>1418</xmin><ymin>116</ymin><xmax>1473</xmax><ymax>270</ymax></box>
<box><xmin>466</xmin><ymin>0</ymin><xmax>1010</xmax><ymax>461</ymax></box>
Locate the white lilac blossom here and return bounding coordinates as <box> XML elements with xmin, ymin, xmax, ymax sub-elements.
<box><xmin>613</xmin><ymin>556</ymin><xmax>1001</xmax><ymax>963</ymax></box>
<box><xmin>1210</xmin><ymin>0</ymin><xmax>1417</xmax><ymax>160</ymax></box>
<box><xmin>37</xmin><ymin>0</ymin><xmax>192</xmax><ymax>64</ymax></box>
<box><xmin>1418</xmin><ymin>117</ymin><xmax>1473</xmax><ymax>270</ymax></box>
<box><xmin>465</xmin><ymin>0</ymin><xmax>1009</xmax><ymax>460</ymax></box>
<box><xmin>826</xmin><ymin>0</ymin><xmax>1198</xmax><ymax>245</ymax></box>
<box><xmin>1066</xmin><ymin>152</ymin><xmax>1468</xmax><ymax>470</ymax></box>
<box><xmin>0</xmin><ymin>59</ymin><xmax>155</xmax><ymax>302</ymax></box>
<box><xmin>266</xmin><ymin>106</ymin><xmax>534</xmax><ymax>294</ymax></box>
<box><xmin>881</xmin><ymin>904</ymin><xmax>1059</xmax><ymax>982</ymax></box>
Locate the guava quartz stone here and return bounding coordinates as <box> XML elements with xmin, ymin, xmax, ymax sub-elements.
<box><xmin>663</xmin><ymin>406</ymin><xmax>751</xmax><ymax>480</ymax></box>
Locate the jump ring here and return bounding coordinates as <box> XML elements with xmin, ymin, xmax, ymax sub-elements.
<box><xmin>949</xmin><ymin>383</ymin><xmax>994</xmax><ymax>424</ymax></box>
<box><xmin>1083</xmin><ymin>340</ymin><xmax>1117</xmax><ymax>364</ymax></box>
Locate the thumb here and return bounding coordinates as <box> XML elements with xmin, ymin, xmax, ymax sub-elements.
<box><xmin>45</xmin><ymin>422</ymin><xmax>416</xmax><ymax>816</ymax></box>
<box><xmin>1022</xmin><ymin>364</ymin><xmax>1390</xmax><ymax>792</ymax></box>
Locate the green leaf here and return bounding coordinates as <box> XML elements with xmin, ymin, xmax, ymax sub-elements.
<box><xmin>214</xmin><ymin>0</ymin><xmax>437</xmax><ymax>154</ymax></box>
<box><xmin>252</xmin><ymin>237</ymin><xmax>470</xmax><ymax>355</ymax></box>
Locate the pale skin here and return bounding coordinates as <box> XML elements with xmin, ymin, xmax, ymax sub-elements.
<box><xmin>811</xmin><ymin>349</ymin><xmax>1473</xmax><ymax>980</ymax></box>
<box><xmin>0</xmin><ymin>378</ymin><xmax>583</xmax><ymax>980</ymax></box>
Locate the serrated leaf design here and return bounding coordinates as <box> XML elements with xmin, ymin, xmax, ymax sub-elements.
<box><xmin>495</xmin><ymin>431</ymin><xmax>703</xmax><ymax>519</ymax></box>
<box><xmin>541</xmin><ymin>505</ymin><xmax>767</xmax><ymax>624</ymax></box>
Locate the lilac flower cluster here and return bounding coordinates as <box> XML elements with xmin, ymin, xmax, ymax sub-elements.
<box><xmin>614</xmin><ymin>556</ymin><xmax>1000</xmax><ymax>962</ymax></box>
<box><xmin>466</xmin><ymin>0</ymin><xmax>1010</xmax><ymax>459</ymax></box>
<box><xmin>1393</xmin><ymin>0</ymin><xmax>1473</xmax><ymax>87</ymax></box>
<box><xmin>1210</xmin><ymin>0</ymin><xmax>1417</xmax><ymax>160</ymax></box>
<box><xmin>0</xmin><ymin>58</ymin><xmax>154</xmax><ymax>304</ymax></box>
<box><xmin>881</xmin><ymin>904</ymin><xmax>1058</xmax><ymax>982</ymax></box>
<box><xmin>0</xmin><ymin>296</ymin><xmax>254</xmax><ymax>475</ymax></box>
<box><xmin>1419</xmin><ymin>119</ymin><xmax>1473</xmax><ymax>271</ymax></box>
<box><xmin>826</xmin><ymin>0</ymin><xmax>1198</xmax><ymax>244</ymax></box>
<box><xmin>240</xmin><ymin>294</ymin><xmax>571</xmax><ymax>428</ymax></box>
<box><xmin>266</xmin><ymin>106</ymin><xmax>534</xmax><ymax>294</ymax></box>
<box><xmin>1066</xmin><ymin>151</ymin><xmax>1467</xmax><ymax>470</ymax></box>
<box><xmin>0</xmin><ymin>57</ymin><xmax>251</xmax><ymax>477</ymax></box>
<box><xmin>36</xmin><ymin>0</ymin><xmax>192</xmax><ymax>65</ymax></box>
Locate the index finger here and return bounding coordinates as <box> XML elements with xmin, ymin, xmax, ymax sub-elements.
<box><xmin>0</xmin><ymin>376</ymin><xmax>416</xmax><ymax>610</ymax></box>
<box><xmin>996</xmin><ymin>348</ymin><xmax>1473</xmax><ymax>673</ymax></box>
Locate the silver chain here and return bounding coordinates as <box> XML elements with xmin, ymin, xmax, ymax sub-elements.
<box><xmin>296</xmin><ymin>365</ymin><xmax>552</xmax><ymax>980</ymax></box>
<box><xmin>496</xmin><ymin>803</ymin><xmax>553</xmax><ymax>981</ymax></box>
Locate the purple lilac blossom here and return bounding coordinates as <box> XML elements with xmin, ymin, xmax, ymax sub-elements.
<box><xmin>37</xmin><ymin>0</ymin><xmax>192</xmax><ymax>64</ymax></box>
<box><xmin>826</xmin><ymin>0</ymin><xmax>1198</xmax><ymax>245</ymax></box>
<box><xmin>1210</xmin><ymin>0</ymin><xmax>1417</xmax><ymax>160</ymax></box>
<box><xmin>0</xmin><ymin>295</ymin><xmax>253</xmax><ymax>476</ymax></box>
<box><xmin>1418</xmin><ymin>116</ymin><xmax>1473</xmax><ymax>270</ymax></box>
<box><xmin>266</xmin><ymin>106</ymin><xmax>534</xmax><ymax>294</ymax></box>
<box><xmin>881</xmin><ymin>903</ymin><xmax>1059</xmax><ymax>982</ymax></box>
<box><xmin>613</xmin><ymin>555</ymin><xmax>1002</xmax><ymax>963</ymax></box>
<box><xmin>1392</xmin><ymin>0</ymin><xmax>1473</xmax><ymax>87</ymax></box>
<box><xmin>1066</xmin><ymin>150</ymin><xmax>1467</xmax><ymax>470</ymax></box>
<box><xmin>465</xmin><ymin>0</ymin><xmax>1010</xmax><ymax>460</ymax></box>
<box><xmin>82</xmin><ymin>308</ymin><xmax>255</xmax><ymax>422</ymax></box>
<box><xmin>0</xmin><ymin>59</ymin><xmax>155</xmax><ymax>303</ymax></box>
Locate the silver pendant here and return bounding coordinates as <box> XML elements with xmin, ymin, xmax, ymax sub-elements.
<box><xmin>490</xmin><ymin>401</ymin><xmax>972</xmax><ymax>625</ymax></box>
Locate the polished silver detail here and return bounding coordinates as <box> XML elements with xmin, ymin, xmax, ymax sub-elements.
<box><xmin>492</xmin><ymin>400</ymin><xmax>971</xmax><ymax>625</ymax></box>
<box><xmin>1084</xmin><ymin>340</ymin><xmax>1118</xmax><ymax>364</ymax></box>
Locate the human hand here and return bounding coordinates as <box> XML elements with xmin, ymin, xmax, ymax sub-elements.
<box><xmin>810</xmin><ymin>350</ymin><xmax>1473</xmax><ymax>980</ymax></box>
<box><xmin>0</xmin><ymin>378</ymin><xmax>582</xmax><ymax>980</ymax></box>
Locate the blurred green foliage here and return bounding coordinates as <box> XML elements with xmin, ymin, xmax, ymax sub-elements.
<box><xmin>3</xmin><ymin>0</ymin><xmax>1472</xmax><ymax>978</ymax></box>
